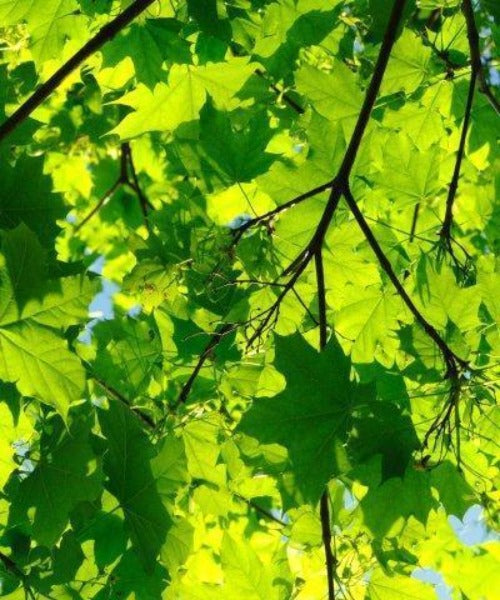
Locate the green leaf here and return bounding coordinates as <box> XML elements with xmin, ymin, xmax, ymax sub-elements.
<box><xmin>0</xmin><ymin>225</ymin><xmax>89</xmax><ymax>415</ymax></box>
<box><xmin>113</xmin><ymin>58</ymin><xmax>256</xmax><ymax>138</ymax></box>
<box><xmin>98</xmin><ymin>401</ymin><xmax>172</xmax><ymax>572</ymax></box>
<box><xmin>238</xmin><ymin>334</ymin><xmax>372</xmax><ymax>504</ymax></box>
<box><xmin>220</xmin><ymin>533</ymin><xmax>279</xmax><ymax>600</ymax></box>
<box><xmin>10</xmin><ymin>415</ymin><xmax>102</xmax><ymax>546</ymax></box>
<box><xmin>368</xmin><ymin>569</ymin><xmax>436</xmax><ymax>599</ymax></box>
<box><xmin>0</xmin><ymin>0</ymin><xmax>86</xmax><ymax>64</ymax></box>
<box><xmin>381</xmin><ymin>29</ymin><xmax>432</xmax><ymax>95</ymax></box>
<box><xmin>296</xmin><ymin>61</ymin><xmax>363</xmax><ymax>134</ymax></box>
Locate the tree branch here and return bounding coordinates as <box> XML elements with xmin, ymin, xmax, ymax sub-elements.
<box><xmin>297</xmin><ymin>0</ymin><xmax>409</xmax><ymax>257</ymax></box>
<box><xmin>440</xmin><ymin>66</ymin><xmax>476</xmax><ymax>244</ymax></box>
<box><xmin>74</xmin><ymin>179</ymin><xmax>122</xmax><ymax>232</ymax></box>
<box><xmin>461</xmin><ymin>0</ymin><xmax>499</xmax><ymax>114</ymax></box>
<box><xmin>93</xmin><ymin>377</ymin><xmax>157</xmax><ymax>430</ymax></box>
<box><xmin>123</xmin><ymin>142</ymin><xmax>155</xmax><ymax>227</ymax></box>
<box><xmin>320</xmin><ymin>490</ymin><xmax>335</xmax><ymax>600</ymax></box>
<box><xmin>409</xmin><ymin>203</ymin><xmax>420</xmax><ymax>242</ymax></box>
<box><xmin>0</xmin><ymin>0</ymin><xmax>157</xmax><ymax>143</ymax></box>
<box><xmin>243</xmin><ymin>0</ymin><xmax>408</xmax><ymax>350</ymax></box>
<box><xmin>74</xmin><ymin>142</ymin><xmax>153</xmax><ymax>231</ymax></box>
<box><xmin>176</xmin><ymin>324</ymin><xmax>234</xmax><ymax>406</ymax></box>
<box><xmin>232</xmin><ymin>180</ymin><xmax>334</xmax><ymax>242</ymax></box>
<box><xmin>343</xmin><ymin>186</ymin><xmax>467</xmax><ymax>378</ymax></box>
<box><xmin>0</xmin><ymin>551</ymin><xmax>35</xmax><ymax>600</ymax></box>
<box><xmin>315</xmin><ymin>249</ymin><xmax>328</xmax><ymax>349</ymax></box>
<box><xmin>234</xmin><ymin>493</ymin><xmax>288</xmax><ymax>527</ymax></box>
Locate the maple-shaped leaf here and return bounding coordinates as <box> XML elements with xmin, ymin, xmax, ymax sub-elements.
<box><xmin>98</xmin><ymin>400</ymin><xmax>171</xmax><ymax>572</ymax></box>
<box><xmin>9</xmin><ymin>413</ymin><xmax>102</xmax><ymax>546</ymax></box>
<box><xmin>238</xmin><ymin>333</ymin><xmax>374</xmax><ymax>504</ymax></box>
<box><xmin>113</xmin><ymin>58</ymin><xmax>257</xmax><ymax>139</ymax></box>
<box><xmin>0</xmin><ymin>0</ymin><xmax>86</xmax><ymax>64</ymax></box>
<box><xmin>0</xmin><ymin>225</ymin><xmax>93</xmax><ymax>416</ymax></box>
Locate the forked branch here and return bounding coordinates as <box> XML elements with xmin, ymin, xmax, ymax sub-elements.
<box><xmin>75</xmin><ymin>142</ymin><xmax>152</xmax><ymax>231</ymax></box>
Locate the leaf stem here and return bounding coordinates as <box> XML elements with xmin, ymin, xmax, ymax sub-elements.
<box><xmin>315</xmin><ymin>249</ymin><xmax>328</xmax><ymax>349</ymax></box>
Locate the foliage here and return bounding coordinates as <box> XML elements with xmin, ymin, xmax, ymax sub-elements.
<box><xmin>0</xmin><ymin>0</ymin><xmax>499</xmax><ymax>598</ymax></box>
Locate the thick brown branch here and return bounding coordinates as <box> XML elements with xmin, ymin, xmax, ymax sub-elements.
<box><xmin>176</xmin><ymin>324</ymin><xmax>234</xmax><ymax>405</ymax></box>
<box><xmin>0</xmin><ymin>0</ymin><xmax>157</xmax><ymax>143</ymax></box>
<box><xmin>343</xmin><ymin>186</ymin><xmax>467</xmax><ymax>378</ymax></box>
<box><xmin>320</xmin><ymin>490</ymin><xmax>335</xmax><ymax>600</ymax></box>
<box><xmin>245</xmin><ymin>0</ymin><xmax>408</xmax><ymax>349</ymax></box>
<box><xmin>302</xmin><ymin>0</ymin><xmax>409</xmax><ymax>257</ymax></box>
<box><xmin>337</xmin><ymin>0</ymin><xmax>409</xmax><ymax>184</ymax></box>
<box><xmin>461</xmin><ymin>0</ymin><xmax>499</xmax><ymax>114</ymax></box>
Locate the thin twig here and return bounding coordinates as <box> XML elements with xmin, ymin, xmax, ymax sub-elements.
<box><xmin>0</xmin><ymin>0</ymin><xmax>157</xmax><ymax>143</ymax></box>
<box><xmin>0</xmin><ymin>551</ymin><xmax>35</xmax><ymax>600</ymax></box>
<box><xmin>176</xmin><ymin>324</ymin><xmax>234</xmax><ymax>406</ymax></box>
<box><xmin>234</xmin><ymin>493</ymin><xmax>287</xmax><ymax>526</ymax></box>
<box><xmin>232</xmin><ymin>180</ymin><xmax>334</xmax><ymax>242</ymax></box>
<box><xmin>409</xmin><ymin>203</ymin><xmax>420</xmax><ymax>242</ymax></box>
<box><xmin>74</xmin><ymin>179</ymin><xmax>122</xmax><ymax>232</ymax></box>
<box><xmin>440</xmin><ymin>67</ymin><xmax>477</xmax><ymax>243</ymax></box>
<box><xmin>74</xmin><ymin>143</ymin><xmax>153</xmax><ymax>231</ymax></box>
<box><xmin>123</xmin><ymin>142</ymin><xmax>154</xmax><ymax>229</ymax></box>
<box><xmin>93</xmin><ymin>378</ymin><xmax>157</xmax><ymax>430</ymax></box>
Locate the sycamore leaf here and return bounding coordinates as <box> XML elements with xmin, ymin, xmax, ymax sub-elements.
<box><xmin>10</xmin><ymin>417</ymin><xmax>102</xmax><ymax>546</ymax></box>
<box><xmin>0</xmin><ymin>384</ymin><xmax>33</xmax><ymax>490</ymax></box>
<box><xmin>98</xmin><ymin>401</ymin><xmax>172</xmax><ymax>572</ymax></box>
<box><xmin>333</xmin><ymin>286</ymin><xmax>405</xmax><ymax>367</ymax></box>
<box><xmin>113</xmin><ymin>58</ymin><xmax>256</xmax><ymax>139</ymax></box>
<box><xmin>368</xmin><ymin>569</ymin><xmax>436</xmax><ymax>600</ymax></box>
<box><xmin>0</xmin><ymin>322</ymin><xmax>85</xmax><ymax>417</ymax></box>
<box><xmin>296</xmin><ymin>62</ymin><xmax>363</xmax><ymax>133</ymax></box>
<box><xmin>238</xmin><ymin>334</ymin><xmax>373</xmax><ymax>504</ymax></box>
<box><xmin>381</xmin><ymin>29</ymin><xmax>432</xmax><ymax>95</ymax></box>
<box><xmin>220</xmin><ymin>533</ymin><xmax>279</xmax><ymax>600</ymax></box>
<box><xmin>0</xmin><ymin>226</ymin><xmax>91</xmax><ymax>415</ymax></box>
<box><xmin>0</xmin><ymin>0</ymin><xmax>86</xmax><ymax>64</ymax></box>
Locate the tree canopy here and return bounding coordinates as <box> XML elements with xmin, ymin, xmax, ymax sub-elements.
<box><xmin>0</xmin><ymin>1</ymin><xmax>498</xmax><ymax>598</ymax></box>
